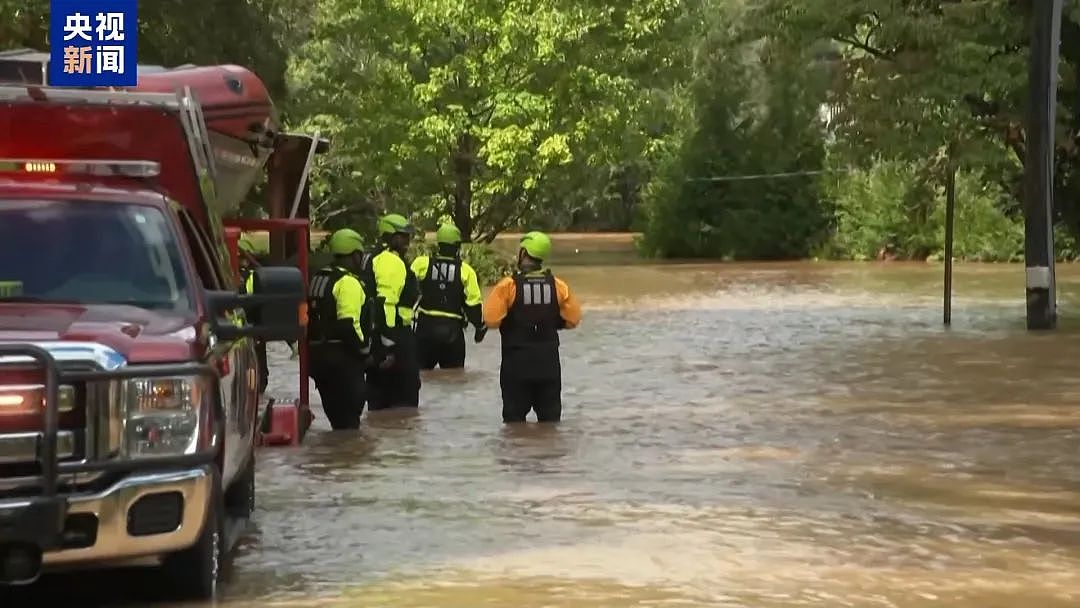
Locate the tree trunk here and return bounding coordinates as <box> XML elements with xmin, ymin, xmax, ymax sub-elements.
<box><xmin>452</xmin><ymin>132</ymin><xmax>475</xmax><ymax>242</ymax></box>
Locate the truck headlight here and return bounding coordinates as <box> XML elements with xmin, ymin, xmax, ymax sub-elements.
<box><xmin>120</xmin><ymin>376</ymin><xmax>207</xmax><ymax>458</ymax></box>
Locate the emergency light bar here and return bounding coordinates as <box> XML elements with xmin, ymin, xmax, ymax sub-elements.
<box><xmin>0</xmin><ymin>158</ymin><xmax>160</xmax><ymax>178</ymax></box>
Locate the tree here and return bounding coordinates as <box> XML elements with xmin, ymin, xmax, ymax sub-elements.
<box><xmin>755</xmin><ymin>0</ymin><xmax>1080</xmax><ymax>244</ymax></box>
<box><xmin>288</xmin><ymin>0</ymin><xmax>700</xmax><ymax>241</ymax></box>
<box><xmin>640</xmin><ymin>5</ymin><xmax>832</xmax><ymax>259</ymax></box>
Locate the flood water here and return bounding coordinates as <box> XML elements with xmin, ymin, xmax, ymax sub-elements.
<box><xmin>15</xmin><ymin>234</ymin><xmax>1080</xmax><ymax>606</ymax></box>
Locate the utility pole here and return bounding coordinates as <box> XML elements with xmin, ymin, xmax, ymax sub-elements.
<box><xmin>1022</xmin><ymin>0</ymin><xmax>1064</xmax><ymax>330</ymax></box>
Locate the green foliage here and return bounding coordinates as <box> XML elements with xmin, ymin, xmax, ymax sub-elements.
<box><xmin>756</xmin><ymin>0</ymin><xmax>1024</xmax><ymax>163</ymax></box>
<box><xmin>637</xmin><ymin>0</ymin><xmax>1080</xmax><ymax>263</ymax></box>
<box><xmin>288</xmin><ymin>0</ymin><xmax>701</xmax><ymax>242</ymax></box>
<box><xmin>6</xmin><ymin>0</ymin><xmax>1080</xmax><ymax>265</ymax></box>
<box><xmin>639</xmin><ymin>12</ymin><xmax>831</xmax><ymax>260</ymax></box>
<box><xmin>458</xmin><ymin>243</ymin><xmax>515</xmax><ymax>286</ymax></box>
<box><xmin>817</xmin><ymin>161</ymin><xmax>1025</xmax><ymax>262</ymax></box>
<box><xmin>754</xmin><ymin>0</ymin><xmax>1080</xmax><ymax>254</ymax></box>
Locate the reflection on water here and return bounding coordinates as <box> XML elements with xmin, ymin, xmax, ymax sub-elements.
<box><xmin>14</xmin><ymin>237</ymin><xmax>1080</xmax><ymax>606</ymax></box>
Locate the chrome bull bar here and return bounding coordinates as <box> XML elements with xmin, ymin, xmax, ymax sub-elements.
<box><xmin>0</xmin><ymin>343</ymin><xmax>67</xmax><ymax>584</ymax></box>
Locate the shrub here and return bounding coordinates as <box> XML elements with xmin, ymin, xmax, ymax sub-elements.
<box><xmin>817</xmin><ymin>161</ymin><xmax>1027</xmax><ymax>262</ymax></box>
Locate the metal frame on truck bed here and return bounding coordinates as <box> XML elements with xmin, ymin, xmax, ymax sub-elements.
<box><xmin>225</xmin><ymin>217</ymin><xmax>316</xmax><ymax>446</ymax></box>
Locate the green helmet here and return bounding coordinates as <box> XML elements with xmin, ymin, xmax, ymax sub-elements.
<box><xmin>238</xmin><ymin>235</ymin><xmax>257</xmax><ymax>255</ymax></box>
<box><xmin>519</xmin><ymin>231</ymin><xmax>552</xmax><ymax>261</ymax></box>
<box><xmin>436</xmin><ymin>223</ymin><xmax>462</xmax><ymax>245</ymax></box>
<box><xmin>377</xmin><ymin>213</ymin><xmax>416</xmax><ymax>236</ymax></box>
<box><xmin>328</xmin><ymin>228</ymin><xmax>364</xmax><ymax>256</ymax></box>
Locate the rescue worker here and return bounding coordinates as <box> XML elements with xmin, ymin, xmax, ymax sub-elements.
<box><xmin>365</xmin><ymin>213</ymin><xmax>422</xmax><ymax>410</ymax></box>
<box><xmin>238</xmin><ymin>235</ymin><xmax>269</xmax><ymax>394</ymax></box>
<box><xmin>410</xmin><ymin>223</ymin><xmax>486</xmax><ymax>369</ymax></box>
<box><xmin>306</xmin><ymin>228</ymin><xmax>372</xmax><ymax>429</ymax></box>
<box><xmin>483</xmin><ymin>231</ymin><xmax>582</xmax><ymax>423</ymax></box>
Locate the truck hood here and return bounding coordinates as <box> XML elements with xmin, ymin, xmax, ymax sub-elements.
<box><xmin>0</xmin><ymin>303</ymin><xmax>200</xmax><ymax>363</ymax></box>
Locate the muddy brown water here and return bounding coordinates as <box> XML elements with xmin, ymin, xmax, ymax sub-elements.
<box><xmin>11</xmin><ymin>235</ymin><xmax>1080</xmax><ymax>607</ymax></box>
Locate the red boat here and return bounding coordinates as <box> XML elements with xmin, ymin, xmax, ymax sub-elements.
<box><xmin>131</xmin><ymin>64</ymin><xmax>279</xmax><ymax>216</ymax></box>
<box><xmin>0</xmin><ymin>49</ymin><xmax>285</xmax><ymax>218</ymax></box>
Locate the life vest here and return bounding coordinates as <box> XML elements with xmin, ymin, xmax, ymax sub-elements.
<box><xmin>356</xmin><ymin>251</ymin><xmax>377</xmax><ymax>300</ymax></box>
<box><xmin>419</xmin><ymin>256</ymin><xmax>464</xmax><ymax>317</ymax></box>
<box><xmin>306</xmin><ymin>265</ymin><xmax>370</xmax><ymax>345</ymax></box>
<box><xmin>500</xmin><ymin>270</ymin><xmax>561</xmax><ymax>349</ymax></box>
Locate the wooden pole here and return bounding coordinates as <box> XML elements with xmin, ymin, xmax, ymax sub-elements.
<box><xmin>944</xmin><ymin>151</ymin><xmax>957</xmax><ymax>326</ymax></box>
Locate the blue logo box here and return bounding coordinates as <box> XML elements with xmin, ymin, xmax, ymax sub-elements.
<box><xmin>48</xmin><ymin>0</ymin><xmax>138</xmax><ymax>87</ymax></box>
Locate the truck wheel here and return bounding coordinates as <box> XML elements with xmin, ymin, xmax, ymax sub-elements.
<box><xmin>163</xmin><ymin>471</ymin><xmax>224</xmax><ymax>601</ymax></box>
<box><xmin>227</xmin><ymin>449</ymin><xmax>256</xmax><ymax>519</ymax></box>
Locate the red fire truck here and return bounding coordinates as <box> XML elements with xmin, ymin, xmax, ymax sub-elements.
<box><xmin>0</xmin><ymin>49</ymin><xmax>325</xmax><ymax>599</ymax></box>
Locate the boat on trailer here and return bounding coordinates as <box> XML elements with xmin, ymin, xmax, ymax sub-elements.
<box><xmin>0</xmin><ymin>48</ymin><xmax>329</xmax><ymax>446</ymax></box>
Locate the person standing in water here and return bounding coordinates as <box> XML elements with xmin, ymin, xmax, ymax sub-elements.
<box><xmin>482</xmin><ymin>231</ymin><xmax>581</xmax><ymax>423</ymax></box>
<box><xmin>365</xmin><ymin>213</ymin><xmax>422</xmax><ymax>410</ymax></box>
<box><xmin>410</xmin><ymin>223</ymin><xmax>486</xmax><ymax>369</ymax></box>
<box><xmin>306</xmin><ymin>228</ymin><xmax>373</xmax><ymax>429</ymax></box>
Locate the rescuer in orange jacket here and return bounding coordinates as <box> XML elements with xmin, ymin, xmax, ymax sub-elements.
<box><xmin>482</xmin><ymin>231</ymin><xmax>582</xmax><ymax>423</ymax></box>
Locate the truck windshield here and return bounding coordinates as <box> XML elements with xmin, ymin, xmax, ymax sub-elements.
<box><xmin>0</xmin><ymin>199</ymin><xmax>193</xmax><ymax>313</ymax></box>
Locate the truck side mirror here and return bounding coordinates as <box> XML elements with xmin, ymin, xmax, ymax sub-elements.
<box><xmin>207</xmin><ymin>266</ymin><xmax>305</xmax><ymax>342</ymax></box>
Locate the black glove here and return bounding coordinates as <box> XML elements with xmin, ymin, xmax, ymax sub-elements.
<box><xmin>372</xmin><ymin>338</ymin><xmax>396</xmax><ymax>370</ymax></box>
<box><xmin>474</xmin><ymin>325</ymin><xmax>487</xmax><ymax>343</ymax></box>
<box><xmin>373</xmin><ymin>323</ymin><xmax>401</xmax><ymax>369</ymax></box>
<box><xmin>378</xmin><ymin>352</ymin><xmax>396</xmax><ymax>370</ymax></box>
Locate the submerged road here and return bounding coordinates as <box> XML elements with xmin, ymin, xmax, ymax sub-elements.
<box><xmin>9</xmin><ymin>240</ymin><xmax>1080</xmax><ymax>607</ymax></box>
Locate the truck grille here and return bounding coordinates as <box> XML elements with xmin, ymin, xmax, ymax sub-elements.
<box><xmin>0</xmin><ymin>361</ymin><xmax>97</xmax><ymax>492</ymax></box>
